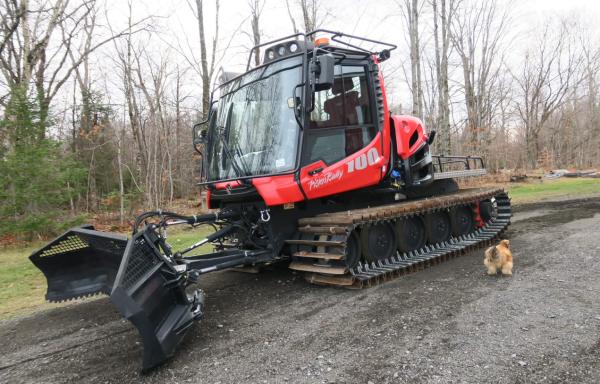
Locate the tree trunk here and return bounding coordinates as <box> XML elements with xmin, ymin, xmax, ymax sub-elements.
<box><xmin>407</xmin><ymin>0</ymin><xmax>423</xmax><ymax>118</ymax></box>
<box><xmin>432</xmin><ymin>0</ymin><xmax>452</xmax><ymax>155</ymax></box>
<box><xmin>117</xmin><ymin>132</ymin><xmax>124</xmax><ymax>224</ymax></box>
<box><xmin>249</xmin><ymin>0</ymin><xmax>262</xmax><ymax>67</ymax></box>
<box><xmin>195</xmin><ymin>0</ymin><xmax>211</xmax><ymax>118</ymax></box>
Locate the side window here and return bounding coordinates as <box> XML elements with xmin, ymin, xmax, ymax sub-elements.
<box><xmin>304</xmin><ymin>65</ymin><xmax>376</xmax><ymax>165</ymax></box>
<box><xmin>310</xmin><ymin>66</ymin><xmax>372</xmax><ymax>128</ymax></box>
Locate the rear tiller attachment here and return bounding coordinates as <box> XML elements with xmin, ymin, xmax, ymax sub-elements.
<box><xmin>29</xmin><ymin>210</ymin><xmax>270</xmax><ymax>371</ymax></box>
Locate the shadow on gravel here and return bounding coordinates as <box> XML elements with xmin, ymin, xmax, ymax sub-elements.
<box><xmin>508</xmin><ymin>198</ymin><xmax>600</xmax><ymax>236</ymax></box>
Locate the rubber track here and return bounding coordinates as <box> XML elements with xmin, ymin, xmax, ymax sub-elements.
<box><xmin>287</xmin><ymin>188</ymin><xmax>511</xmax><ymax>288</ymax></box>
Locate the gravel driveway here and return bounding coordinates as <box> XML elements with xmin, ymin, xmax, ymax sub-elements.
<box><xmin>1</xmin><ymin>197</ymin><xmax>599</xmax><ymax>384</ymax></box>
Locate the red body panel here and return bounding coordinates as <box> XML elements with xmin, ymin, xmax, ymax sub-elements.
<box><xmin>390</xmin><ymin>114</ymin><xmax>428</xmax><ymax>160</ymax></box>
<box><xmin>252</xmin><ymin>175</ymin><xmax>305</xmax><ymax>206</ymax></box>
<box><xmin>208</xmin><ymin>63</ymin><xmax>429</xmax><ymax>208</ymax></box>
<box><xmin>376</xmin><ymin>60</ymin><xmax>392</xmax><ymax>171</ymax></box>
<box><xmin>211</xmin><ymin>175</ymin><xmax>305</xmax><ymax>207</ymax></box>
<box><xmin>299</xmin><ymin>132</ymin><xmax>386</xmax><ymax>199</ymax></box>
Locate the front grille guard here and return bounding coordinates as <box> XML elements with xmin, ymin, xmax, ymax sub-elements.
<box><xmin>403</xmin><ymin>143</ymin><xmax>434</xmax><ymax>186</ymax></box>
<box><xmin>30</xmin><ymin>224</ymin><xmax>271</xmax><ymax>371</ymax></box>
<box><xmin>110</xmin><ymin>228</ymin><xmax>203</xmax><ymax>371</ymax></box>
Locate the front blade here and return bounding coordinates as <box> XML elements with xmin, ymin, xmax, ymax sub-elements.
<box><xmin>29</xmin><ymin>226</ymin><xmax>128</xmax><ymax>302</ymax></box>
<box><xmin>110</xmin><ymin>228</ymin><xmax>201</xmax><ymax>371</ymax></box>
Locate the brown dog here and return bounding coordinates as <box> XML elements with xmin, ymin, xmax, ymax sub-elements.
<box><xmin>484</xmin><ymin>239</ymin><xmax>513</xmax><ymax>276</ymax></box>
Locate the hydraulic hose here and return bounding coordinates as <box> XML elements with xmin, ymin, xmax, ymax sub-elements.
<box><xmin>132</xmin><ymin>210</ymin><xmax>240</xmax><ymax>234</ymax></box>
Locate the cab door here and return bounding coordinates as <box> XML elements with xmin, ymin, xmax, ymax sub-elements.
<box><xmin>300</xmin><ymin>64</ymin><xmax>385</xmax><ymax>199</ymax></box>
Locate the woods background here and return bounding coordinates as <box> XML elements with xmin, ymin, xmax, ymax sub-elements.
<box><xmin>1</xmin><ymin>0</ymin><xmax>600</xmax><ymax>239</ymax></box>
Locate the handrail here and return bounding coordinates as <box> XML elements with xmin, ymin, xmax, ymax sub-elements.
<box><xmin>245</xmin><ymin>29</ymin><xmax>397</xmax><ymax>71</ymax></box>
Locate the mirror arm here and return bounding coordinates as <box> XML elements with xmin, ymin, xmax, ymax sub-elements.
<box><xmin>292</xmin><ymin>83</ymin><xmax>305</xmax><ymax>130</ymax></box>
<box><xmin>193</xmin><ymin>141</ymin><xmax>204</xmax><ymax>155</ymax></box>
<box><xmin>308</xmin><ymin>59</ymin><xmax>316</xmax><ymax>113</ymax></box>
<box><xmin>308</xmin><ymin>49</ymin><xmax>319</xmax><ymax>114</ymax></box>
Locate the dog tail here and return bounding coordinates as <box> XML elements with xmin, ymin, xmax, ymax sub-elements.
<box><xmin>500</xmin><ymin>239</ymin><xmax>510</xmax><ymax>248</ymax></box>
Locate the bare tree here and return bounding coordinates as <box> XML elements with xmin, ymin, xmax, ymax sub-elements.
<box><xmin>431</xmin><ymin>0</ymin><xmax>455</xmax><ymax>155</ymax></box>
<box><xmin>285</xmin><ymin>0</ymin><xmax>299</xmax><ymax>34</ymax></box>
<box><xmin>577</xmin><ymin>32</ymin><xmax>600</xmax><ymax>167</ymax></box>
<box><xmin>68</xmin><ymin>1</ymin><xmax>98</xmax><ymax>147</ymax></box>
<box><xmin>450</xmin><ymin>0</ymin><xmax>510</xmax><ymax>155</ymax></box>
<box><xmin>299</xmin><ymin>0</ymin><xmax>317</xmax><ymax>32</ymax></box>
<box><xmin>399</xmin><ymin>0</ymin><xmax>424</xmax><ymax>118</ymax></box>
<box><xmin>514</xmin><ymin>19</ymin><xmax>584</xmax><ymax>168</ymax></box>
<box><xmin>0</xmin><ymin>0</ymin><xmax>68</xmax><ymax>116</ymax></box>
<box><xmin>0</xmin><ymin>0</ymin><xmax>25</xmax><ymax>57</ymax></box>
<box><xmin>112</xmin><ymin>4</ymin><xmax>150</xmax><ymax>205</ymax></box>
<box><xmin>285</xmin><ymin>0</ymin><xmax>328</xmax><ymax>34</ymax></box>
<box><xmin>0</xmin><ymin>0</ymin><xmax>149</xmax><ymax>133</ymax></box>
<box><xmin>192</xmin><ymin>0</ymin><xmax>220</xmax><ymax>118</ymax></box>
<box><xmin>248</xmin><ymin>0</ymin><xmax>265</xmax><ymax>66</ymax></box>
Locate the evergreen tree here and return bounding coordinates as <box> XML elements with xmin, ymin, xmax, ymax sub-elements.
<box><xmin>0</xmin><ymin>87</ymin><xmax>87</xmax><ymax>238</ymax></box>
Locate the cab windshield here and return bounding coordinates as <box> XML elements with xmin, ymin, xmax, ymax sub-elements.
<box><xmin>206</xmin><ymin>56</ymin><xmax>303</xmax><ymax>181</ymax></box>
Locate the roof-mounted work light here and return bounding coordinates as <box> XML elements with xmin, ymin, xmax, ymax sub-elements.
<box><xmin>263</xmin><ymin>40</ymin><xmax>308</xmax><ymax>64</ymax></box>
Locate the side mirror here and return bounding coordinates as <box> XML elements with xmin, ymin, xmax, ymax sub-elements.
<box><xmin>311</xmin><ymin>53</ymin><xmax>335</xmax><ymax>92</ymax></box>
<box><xmin>193</xmin><ymin>122</ymin><xmax>208</xmax><ymax>146</ymax></box>
<box><xmin>193</xmin><ymin>122</ymin><xmax>208</xmax><ymax>157</ymax></box>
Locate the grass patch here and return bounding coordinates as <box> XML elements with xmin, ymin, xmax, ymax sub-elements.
<box><xmin>0</xmin><ymin>225</ymin><xmax>218</xmax><ymax>320</ymax></box>
<box><xmin>508</xmin><ymin>178</ymin><xmax>600</xmax><ymax>204</ymax></box>
<box><xmin>0</xmin><ymin>242</ymin><xmax>63</xmax><ymax>319</ymax></box>
<box><xmin>165</xmin><ymin>225</ymin><xmax>217</xmax><ymax>254</ymax></box>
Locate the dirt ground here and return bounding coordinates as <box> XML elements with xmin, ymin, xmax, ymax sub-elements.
<box><xmin>1</xmin><ymin>198</ymin><xmax>599</xmax><ymax>384</ymax></box>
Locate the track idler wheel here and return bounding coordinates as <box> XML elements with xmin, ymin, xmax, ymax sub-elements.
<box><xmin>479</xmin><ymin>200</ymin><xmax>494</xmax><ymax>222</ymax></box>
<box><xmin>361</xmin><ymin>222</ymin><xmax>397</xmax><ymax>262</ymax></box>
<box><xmin>425</xmin><ymin>211</ymin><xmax>451</xmax><ymax>244</ymax></box>
<box><xmin>450</xmin><ymin>206</ymin><xmax>475</xmax><ymax>236</ymax></box>
<box><xmin>342</xmin><ymin>231</ymin><xmax>361</xmax><ymax>268</ymax></box>
<box><xmin>327</xmin><ymin>233</ymin><xmax>361</xmax><ymax>269</ymax></box>
<box><xmin>396</xmin><ymin>216</ymin><xmax>426</xmax><ymax>253</ymax></box>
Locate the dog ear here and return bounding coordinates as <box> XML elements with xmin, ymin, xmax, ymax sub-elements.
<box><xmin>500</xmin><ymin>239</ymin><xmax>510</xmax><ymax>248</ymax></box>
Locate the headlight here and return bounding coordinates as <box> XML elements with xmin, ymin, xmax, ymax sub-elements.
<box><xmin>288</xmin><ymin>42</ymin><xmax>298</xmax><ymax>53</ymax></box>
<box><xmin>277</xmin><ymin>46</ymin><xmax>286</xmax><ymax>56</ymax></box>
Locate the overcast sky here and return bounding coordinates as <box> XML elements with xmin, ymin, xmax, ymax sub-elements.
<box><xmin>72</xmin><ymin>0</ymin><xmax>600</xmax><ymax>123</ymax></box>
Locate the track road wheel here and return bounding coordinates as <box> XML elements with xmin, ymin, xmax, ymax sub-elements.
<box><xmin>425</xmin><ymin>211</ymin><xmax>451</xmax><ymax>245</ymax></box>
<box><xmin>450</xmin><ymin>206</ymin><xmax>474</xmax><ymax>236</ymax></box>
<box><xmin>361</xmin><ymin>222</ymin><xmax>397</xmax><ymax>262</ymax></box>
<box><xmin>396</xmin><ymin>216</ymin><xmax>426</xmax><ymax>253</ymax></box>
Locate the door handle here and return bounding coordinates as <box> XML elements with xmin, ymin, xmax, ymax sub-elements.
<box><xmin>308</xmin><ymin>167</ymin><xmax>324</xmax><ymax>176</ymax></box>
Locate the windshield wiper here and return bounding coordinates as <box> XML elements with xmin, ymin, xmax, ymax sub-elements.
<box><xmin>215</xmin><ymin>126</ymin><xmax>245</xmax><ymax>178</ymax></box>
<box><xmin>224</xmin><ymin>102</ymin><xmax>253</xmax><ymax>177</ymax></box>
<box><xmin>231</xmin><ymin>139</ymin><xmax>252</xmax><ymax>176</ymax></box>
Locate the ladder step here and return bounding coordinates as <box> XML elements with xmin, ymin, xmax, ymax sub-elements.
<box><xmin>298</xmin><ymin>226</ymin><xmax>348</xmax><ymax>234</ymax></box>
<box><xmin>289</xmin><ymin>262</ymin><xmax>348</xmax><ymax>275</ymax></box>
<box><xmin>305</xmin><ymin>273</ymin><xmax>355</xmax><ymax>286</ymax></box>
<box><xmin>293</xmin><ymin>251</ymin><xmax>344</xmax><ymax>260</ymax></box>
<box><xmin>285</xmin><ymin>239</ymin><xmax>346</xmax><ymax>248</ymax></box>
